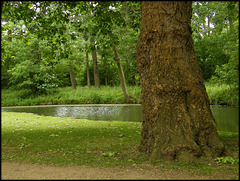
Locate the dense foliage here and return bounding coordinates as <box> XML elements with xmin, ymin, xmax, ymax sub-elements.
<box><xmin>1</xmin><ymin>1</ymin><xmax>238</xmax><ymax>104</ymax></box>
<box><xmin>192</xmin><ymin>1</ymin><xmax>239</xmax><ymax>86</ymax></box>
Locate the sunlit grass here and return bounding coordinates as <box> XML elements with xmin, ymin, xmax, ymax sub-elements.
<box><xmin>1</xmin><ymin>112</ymin><xmax>146</xmax><ymax>167</ymax></box>
<box><xmin>1</xmin><ymin>112</ymin><xmax>238</xmax><ymax>177</ymax></box>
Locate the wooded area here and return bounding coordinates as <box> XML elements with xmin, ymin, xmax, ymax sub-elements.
<box><xmin>1</xmin><ymin>1</ymin><xmax>238</xmax><ymax>99</ymax></box>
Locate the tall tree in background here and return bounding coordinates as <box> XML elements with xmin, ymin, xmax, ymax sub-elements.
<box><xmin>85</xmin><ymin>51</ymin><xmax>91</xmax><ymax>88</ymax></box>
<box><xmin>91</xmin><ymin>37</ymin><xmax>101</xmax><ymax>88</ymax></box>
<box><xmin>91</xmin><ymin>1</ymin><xmax>133</xmax><ymax>102</ymax></box>
<box><xmin>110</xmin><ymin>33</ymin><xmax>131</xmax><ymax>102</ymax></box>
<box><xmin>136</xmin><ymin>1</ymin><xmax>225</xmax><ymax>161</ymax></box>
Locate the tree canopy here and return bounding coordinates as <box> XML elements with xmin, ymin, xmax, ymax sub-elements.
<box><xmin>1</xmin><ymin>1</ymin><xmax>238</xmax><ymax>95</ymax></box>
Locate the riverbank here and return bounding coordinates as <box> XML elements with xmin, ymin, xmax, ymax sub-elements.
<box><xmin>1</xmin><ymin>86</ymin><xmax>140</xmax><ymax>107</ymax></box>
<box><xmin>1</xmin><ymin>84</ymin><xmax>238</xmax><ymax>107</ymax></box>
<box><xmin>1</xmin><ymin>112</ymin><xmax>239</xmax><ymax>179</ymax></box>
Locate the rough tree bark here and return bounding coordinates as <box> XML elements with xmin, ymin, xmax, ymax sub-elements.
<box><xmin>136</xmin><ymin>1</ymin><xmax>225</xmax><ymax>162</ymax></box>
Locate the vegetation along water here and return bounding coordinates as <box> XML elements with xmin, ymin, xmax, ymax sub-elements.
<box><xmin>1</xmin><ymin>84</ymin><xmax>238</xmax><ymax>107</ymax></box>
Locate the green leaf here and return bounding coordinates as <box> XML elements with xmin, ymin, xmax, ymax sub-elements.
<box><xmin>101</xmin><ymin>152</ymin><xmax>118</xmax><ymax>157</ymax></box>
<box><xmin>28</xmin><ymin>4</ymin><xmax>32</xmax><ymax>9</ymax></box>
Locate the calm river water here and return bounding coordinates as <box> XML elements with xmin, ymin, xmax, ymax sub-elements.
<box><xmin>1</xmin><ymin>104</ymin><xmax>239</xmax><ymax>132</ymax></box>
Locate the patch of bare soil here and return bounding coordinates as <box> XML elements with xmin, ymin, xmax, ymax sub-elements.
<box><xmin>1</xmin><ymin>161</ymin><xmax>237</xmax><ymax>180</ymax></box>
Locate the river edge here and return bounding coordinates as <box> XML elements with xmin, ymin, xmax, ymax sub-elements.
<box><xmin>1</xmin><ymin>103</ymin><xmax>238</xmax><ymax>108</ymax></box>
<box><xmin>1</xmin><ymin>104</ymin><xmax>142</xmax><ymax>108</ymax></box>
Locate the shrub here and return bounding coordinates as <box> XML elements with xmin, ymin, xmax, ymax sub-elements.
<box><xmin>8</xmin><ymin>61</ymin><xmax>60</xmax><ymax>96</ymax></box>
<box><xmin>205</xmin><ymin>82</ymin><xmax>238</xmax><ymax>106</ymax></box>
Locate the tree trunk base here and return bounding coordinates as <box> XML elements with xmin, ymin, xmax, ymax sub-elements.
<box><xmin>138</xmin><ymin>90</ymin><xmax>226</xmax><ymax>162</ymax></box>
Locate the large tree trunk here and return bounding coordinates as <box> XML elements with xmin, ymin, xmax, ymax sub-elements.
<box><xmin>91</xmin><ymin>38</ymin><xmax>101</xmax><ymax>88</ymax></box>
<box><xmin>111</xmin><ymin>40</ymin><xmax>132</xmax><ymax>103</ymax></box>
<box><xmin>136</xmin><ymin>1</ymin><xmax>225</xmax><ymax>162</ymax></box>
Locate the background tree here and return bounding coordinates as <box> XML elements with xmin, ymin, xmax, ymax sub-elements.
<box><xmin>91</xmin><ymin>37</ymin><xmax>101</xmax><ymax>88</ymax></box>
<box><xmin>88</xmin><ymin>1</ymin><xmax>133</xmax><ymax>102</ymax></box>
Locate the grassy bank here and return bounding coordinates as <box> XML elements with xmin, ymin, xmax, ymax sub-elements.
<box><xmin>1</xmin><ymin>112</ymin><xmax>239</xmax><ymax>178</ymax></box>
<box><xmin>205</xmin><ymin>82</ymin><xmax>239</xmax><ymax>106</ymax></box>
<box><xmin>1</xmin><ymin>86</ymin><xmax>141</xmax><ymax>107</ymax></box>
<box><xmin>1</xmin><ymin>83</ymin><xmax>238</xmax><ymax>107</ymax></box>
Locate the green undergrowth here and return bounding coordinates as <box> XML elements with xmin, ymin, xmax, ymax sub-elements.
<box><xmin>1</xmin><ymin>86</ymin><xmax>141</xmax><ymax>107</ymax></box>
<box><xmin>205</xmin><ymin>82</ymin><xmax>239</xmax><ymax>106</ymax></box>
<box><xmin>1</xmin><ymin>83</ymin><xmax>239</xmax><ymax>107</ymax></box>
<box><xmin>1</xmin><ymin>112</ymin><xmax>239</xmax><ymax>178</ymax></box>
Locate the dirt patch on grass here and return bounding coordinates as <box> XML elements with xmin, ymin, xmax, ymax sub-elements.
<box><xmin>1</xmin><ymin>161</ymin><xmax>238</xmax><ymax>180</ymax></box>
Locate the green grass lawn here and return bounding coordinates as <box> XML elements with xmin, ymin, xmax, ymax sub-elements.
<box><xmin>1</xmin><ymin>112</ymin><xmax>146</xmax><ymax>167</ymax></box>
<box><xmin>1</xmin><ymin>112</ymin><xmax>239</xmax><ymax>177</ymax></box>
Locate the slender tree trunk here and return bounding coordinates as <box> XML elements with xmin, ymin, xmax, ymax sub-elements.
<box><xmin>103</xmin><ymin>56</ymin><xmax>108</xmax><ymax>86</ymax></box>
<box><xmin>69</xmin><ymin>64</ymin><xmax>76</xmax><ymax>89</ymax></box>
<box><xmin>91</xmin><ymin>38</ymin><xmax>100</xmax><ymax>88</ymax></box>
<box><xmin>207</xmin><ymin>15</ymin><xmax>210</xmax><ymax>37</ymax></box>
<box><xmin>5</xmin><ymin>29</ymin><xmax>12</xmax><ymax>88</ymax></box>
<box><xmin>111</xmin><ymin>40</ymin><xmax>132</xmax><ymax>103</ymax></box>
<box><xmin>86</xmin><ymin>51</ymin><xmax>91</xmax><ymax>88</ymax></box>
<box><xmin>136</xmin><ymin>1</ymin><xmax>225</xmax><ymax>162</ymax></box>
